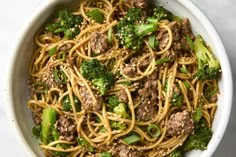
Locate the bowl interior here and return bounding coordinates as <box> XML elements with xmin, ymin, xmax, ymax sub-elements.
<box><xmin>8</xmin><ymin>0</ymin><xmax>232</xmax><ymax>157</ymax></box>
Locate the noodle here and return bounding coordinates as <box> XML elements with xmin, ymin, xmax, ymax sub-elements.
<box><xmin>27</xmin><ymin>0</ymin><xmax>221</xmax><ymax>156</ymax></box>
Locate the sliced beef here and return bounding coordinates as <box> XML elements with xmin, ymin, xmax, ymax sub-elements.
<box><xmin>166</xmin><ymin>110</ymin><xmax>194</xmax><ymax>136</ymax></box>
<box><xmin>90</xmin><ymin>32</ymin><xmax>109</xmax><ymax>54</ymax></box>
<box><xmin>55</xmin><ymin>116</ymin><xmax>76</xmax><ymax>141</ymax></box>
<box><xmin>131</xmin><ymin>0</ymin><xmax>148</xmax><ymax>9</ymax></box>
<box><xmin>79</xmin><ymin>87</ymin><xmax>103</xmax><ymax>111</ymax></box>
<box><xmin>112</xmin><ymin>144</ymin><xmax>143</xmax><ymax>157</ymax></box>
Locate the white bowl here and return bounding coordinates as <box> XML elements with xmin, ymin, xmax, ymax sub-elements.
<box><xmin>6</xmin><ymin>0</ymin><xmax>233</xmax><ymax>157</ymax></box>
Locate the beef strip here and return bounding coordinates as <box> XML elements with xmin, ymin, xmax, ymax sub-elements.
<box><xmin>55</xmin><ymin>116</ymin><xmax>76</xmax><ymax>141</ymax></box>
<box><xmin>112</xmin><ymin>144</ymin><xmax>143</xmax><ymax>157</ymax></box>
<box><xmin>90</xmin><ymin>32</ymin><xmax>109</xmax><ymax>54</ymax></box>
<box><xmin>79</xmin><ymin>86</ymin><xmax>103</xmax><ymax>111</ymax></box>
<box><xmin>166</xmin><ymin>110</ymin><xmax>194</xmax><ymax>136</ymax></box>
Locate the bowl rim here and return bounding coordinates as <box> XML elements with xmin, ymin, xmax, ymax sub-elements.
<box><xmin>6</xmin><ymin>0</ymin><xmax>233</xmax><ymax>157</ymax></box>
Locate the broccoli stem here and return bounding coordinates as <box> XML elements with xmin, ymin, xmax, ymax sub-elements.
<box><xmin>41</xmin><ymin>107</ymin><xmax>57</xmax><ymax>144</ymax></box>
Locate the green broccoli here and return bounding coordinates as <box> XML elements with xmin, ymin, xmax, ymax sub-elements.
<box><xmin>52</xmin><ymin>128</ymin><xmax>71</xmax><ymax>157</ymax></box>
<box><xmin>80</xmin><ymin>59</ymin><xmax>115</xmax><ymax>95</ymax></box>
<box><xmin>110</xmin><ymin>121</ymin><xmax>127</xmax><ymax>130</ymax></box>
<box><xmin>151</xmin><ymin>6</ymin><xmax>174</xmax><ymax>21</ymax></box>
<box><xmin>108</xmin><ymin>96</ymin><xmax>120</xmax><ymax>107</ymax></box>
<box><xmin>194</xmin><ymin>35</ymin><xmax>221</xmax><ymax>80</ymax></box>
<box><xmin>77</xmin><ymin>137</ymin><xmax>94</xmax><ymax>152</ymax></box>
<box><xmin>116</xmin><ymin>7</ymin><xmax>158</xmax><ymax>51</ymax></box>
<box><xmin>113</xmin><ymin>103</ymin><xmax>129</xmax><ymax>118</ymax></box>
<box><xmin>62</xmin><ymin>95</ymin><xmax>81</xmax><ymax>112</ymax></box>
<box><xmin>46</xmin><ymin>9</ymin><xmax>83</xmax><ymax>39</ymax></box>
<box><xmin>168</xmin><ymin>148</ymin><xmax>183</xmax><ymax>157</ymax></box>
<box><xmin>32</xmin><ymin>125</ymin><xmax>41</xmax><ymax>139</ymax></box>
<box><xmin>80</xmin><ymin>59</ymin><xmax>104</xmax><ymax>80</ymax></box>
<box><xmin>171</xmin><ymin>90</ymin><xmax>183</xmax><ymax>107</ymax></box>
<box><xmin>92</xmin><ymin>72</ymin><xmax>115</xmax><ymax>95</ymax></box>
<box><xmin>164</xmin><ymin>83</ymin><xmax>183</xmax><ymax>107</ymax></box>
<box><xmin>41</xmin><ymin>107</ymin><xmax>57</xmax><ymax>144</ymax></box>
<box><xmin>182</xmin><ymin>118</ymin><xmax>213</xmax><ymax>151</ymax></box>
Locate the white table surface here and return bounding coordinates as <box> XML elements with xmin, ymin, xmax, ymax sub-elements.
<box><xmin>0</xmin><ymin>0</ymin><xmax>235</xmax><ymax>156</ymax></box>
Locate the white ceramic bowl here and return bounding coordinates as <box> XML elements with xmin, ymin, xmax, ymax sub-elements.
<box><xmin>6</xmin><ymin>0</ymin><xmax>233</xmax><ymax>157</ymax></box>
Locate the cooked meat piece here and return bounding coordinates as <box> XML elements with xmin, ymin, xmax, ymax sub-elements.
<box><xmin>139</xmin><ymin>59</ymin><xmax>150</xmax><ymax>70</ymax></box>
<box><xmin>135</xmin><ymin>99</ymin><xmax>158</xmax><ymax>121</ymax></box>
<box><xmin>208</xmin><ymin>95</ymin><xmax>218</xmax><ymax>103</ymax></box>
<box><xmin>122</xmin><ymin>65</ymin><xmax>136</xmax><ymax>77</ymax></box>
<box><xmin>59</xmin><ymin>43</ymin><xmax>73</xmax><ymax>51</ymax></box>
<box><xmin>112</xmin><ymin>144</ymin><xmax>143</xmax><ymax>157</ymax></box>
<box><xmin>117</xmin><ymin>89</ymin><xmax>129</xmax><ymax>103</ymax></box>
<box><xmin>90</xmin><ymin>32</ymin><xmax>109</xmax><ymax>54</ymax></box>
<box><xmin>158</xmin><ymin>32</ymin><xmax>169</xmax><ymax>50</ymax></box>
<box><xmin>161</xmin><ymin>50</ymin><xmax>176</xmax><ymax>62</ymax></box>
<box><xmin>168</xmin><ymin>21</ymin><xmax>181</xmax><ymax>41</ymax></box>
<box><xmin>180</xmin><ymin>38</ymin><xmax>191</xmax><ymax>52</ymax></box>
<box><xmin>181</xmin><ymin>18</ymin><xmax>194</xmax><ymax>39</ymax></box>
<box><xmin>55</xmin><ymin>116</ymin><xmax>76</xmax><ymax>141</ymax></box>
<box><xmin>166</xmin><ymin>110</ymin><xmax>194</xmax><ymax>136</ymax></box>
<box><xmin>79</xmin><ymin>87</ymin><xmax>102</xmax><ymax>111</ymax></box>
<box><xmin>40</xmin><ymin>66</ymin><xmax>63</xmax><ymax>89</ymax></box>
<box><xmin>135</xmin><ymin>71</ymin><xmax>158</xmax><ymax>121</ymax></box>
<box><xmin>131</xmin><ymin>0</ymin><xmax>148</xmax><ymax>9</ymax></box>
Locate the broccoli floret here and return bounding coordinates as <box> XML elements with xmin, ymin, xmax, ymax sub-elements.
<box><xmin>151</xmin><ymin>6</ymin><xmax>174</xmax><ymax>21</ymax></box>
<box><xmin>164</xmin><ymin>83</ymin><xmax>183</xmax><ymax>107</ymax></box>
<box><xmin>171</xmin><ymin>91</ymin><xmax>183</xmax><ymax>107</ymax></box>
<box><xmin>32</xmin><ymin>125</ymin><xmax>41</xmax><ymax>139</ymax></box>
<box><xmin>80</xmin><ymin>59</ymin><xmax>115</xmax><ymax>95</ymax></box>
<box><xmin>123</xmin><ymin>7</ymin><xmax>143</xmax><ymax>24</ymax></box>
<box><xmin>52</xmin><ymin>129</ymin><xmax>71</xmax><ymax>157</ymax></box>
<box><xmin>110</xmin><ymin>121</ymin><xmax>127</xmax><ymax>130</ymax></box>
<box><xmin>52</xmin><ymin>143</ymin><xmax>71</xmax><ymax>157</ymax></box>
<box><xmin>80</xmin><ymin>59</ymin><xmax>104</xmax><ymax>80</ymax></box>
<box><xmin>46</xmin><ymin>9</ymin><xmax>83</xmax><ymax>39</ymax></box>
<box><xmin>92</xmin><ymin>72</ymin><xmax>115</xmax><ymax>95</ymax></box>
<box><xmin>116</xmin><ymin>8</ymin><xmax>158</xmax><ymax>51</ymax></box>
<box><xmin>108</xmin><ymin>96</ymin><xmax>120</xmax><ymax>107</ymax></box>
<box><xmin>113</xmin><ymin>103</ymin><xmax>129</xmax><ymax>118</ymax></box>
<box><xmin>168</xmin><ymin>148</ymin><xmax>183</xmax><ymax>157</ymax></box>
<box><xmin>62</xmin><ymin>95</ymin><xmax>81</xmax><ymax>112</ymax></box>
<box><xmin>41</xmin><ymin>107</ymin><xmax>57</xmax><ymax>144</ymax></box>
<box><xmin>194</xmin><ymin>35</ymin><xmax>221</xmax><ymax>80</ymax></box>
<box><xmin>77</xmin><ymin>137</ymin><xmax>94</xmax><ymax>152</ymax></box>
<box><xmin>182</xmin><ymin>118</ymin><xmax>213</xmax><ymax>151</ymax></box>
